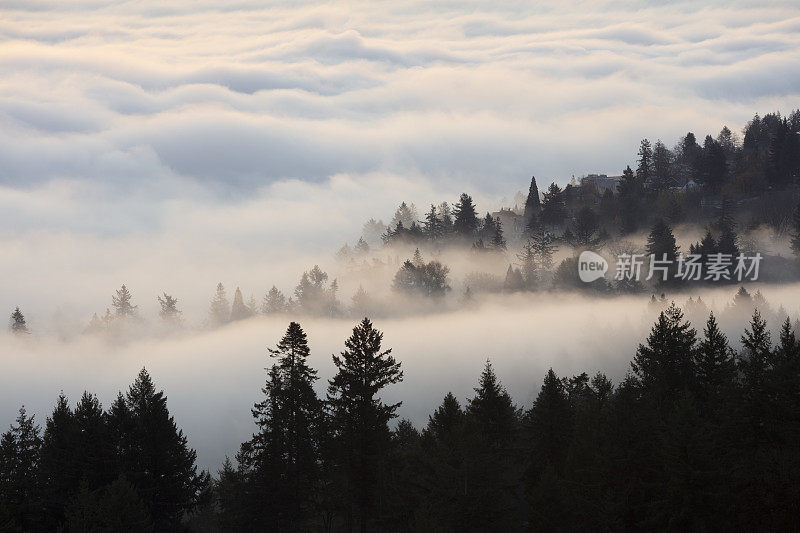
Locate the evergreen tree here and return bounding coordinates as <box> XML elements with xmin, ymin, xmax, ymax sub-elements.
<box><xmin>242</xmin><ymin>322</ymin><xmax>323</xmax><ymax>529</ymax></box>
<box><xmin>646</xmin><ymin>219</ymin><xmax>679</xmax><ymax>260</ymax></box>
<box><xmin>326</xmin><ymin>318</ymin><xmax>403</xmax><ymax>531</ymax></box>
<box><xmin>516</xmin><ymin>240</ymin><xmax>538</xmax><ymax>289</ymax></box>
<box><xmin>717</xmin><ymin>222</ymin><xmax>740</xmax><ymax>258</ymax></box>
<box><xmin>530</xmin><ymin>228</ymin><xmax>557</xmax><ymax>271</ymax></box>
<box><xmin>652</xmin><ymin>139</ymin><xmax>673</xmax><ymax>190</ymax></box>
<box><xmin>156</xmin><ymin>293</ymin><xmax>181</xmax><ymax>326</ymax></box>
<box><xmin>295</xmin><ymin>266</ymin><xmax>330</xmax><ymax>315</ymax></box>
<box><xmin>490</xmin><ymin>216</ymin><xmax>506</xmax><ymax>251</ymax></box>
<box><xmin>569</xmin><ymin>206</ymin><xmax>601</xmax><ymax>248</ymax></box>
<box><xmin>694</xmin><ymin>313</ymin><xmax>735</xmax><ymax>402</ymax></box>
<box><xmin>540</xmin><ymin>182</ymin><xmax>566</xmax><ymax>228</ymax></box>
<box><xmin>209</xmin><ymin>282</ymin><xmax>230</xmax><ymax>327</ymax></box>
<box><xmin>390</xmin><ymin>202</ymin><xmax>418</xmax><ymax>230</ymax></box>
<box><xmin>0</xmin><ymin>407</ymin><xmax>42</xmax><ymax>530</ymax></box>
<box><xmin>437</xmin><ymin>202</ymin><xmax>454</xmax><ymax>235</ymax></box>
<box><xmin>523</xmin><ymin>368</ymin><xmax>572</xmax><ymax>529</ymax></box>
<box><xmin>350</xmin><ymin>286</ymin><xmax>373</xmax><ymax>318</ymax></box>
<box><xmin>699</xmin><ymin>229</ymin><xmax>717</xmax><ymax>256</ymax></box>
<box><xmin>423</xmin><ymin>204</ymin><xmax>443</xmax><ymax>241</ymax></box>
<box><xmin>214</xmin><ymin>457</ymin><xmax>248</xmax><ymax>530</ymax></box>
<box><xmin>424</xmin><ymin>392</ymin><xmax>464</xmax><ymax>444</ymax></box>
<box><xmin>65</xmin><ymin>475</ymin><xmax>153</xmax><ymax>532</ymax></box>
<box><xmin>109</xmin><ymin>369</ymin><xmax>208</xmax><ymax>529</ymax></box>
<box><xmin>412</xmin><ymin>248</ymin><xmax>424</xmax><ymax>266</ymax></box>
<box><xmin>631</xmin><ymin>304</ymin><xmax>697</xmax><ymax>405</ymax></box>
<box><xmin>112</xmin><ymin>285</ymin><xmax>137</xmax><ymax>318</ymax></box>
<box><xmin>74</xmin><ymin>392</ymin><xmax>112</xmax><ymax>490</ymax></box>
<box><xmin>525</xmin><ymin>369</ymin><xmax>570</xmax><ymax>471</ymax></box>
<box><xmin>354</xmin><ymin>237</ymin><xmax>370</xmax><ymax>255</ymax></box>
<box><xmin>416</xmin><ymin>393</ymin><xmax>469</xmax><ymax>530</ymax></box>
<box><xmin>738</xmin><ymin>310</ymin><xmax>772</xmax><ymax>419</ymax></box>
<box><xmin>467</xmin><ymin>361</ymin><xmax>517</xmax><ymax>448</ymax></box>
<box><xmin>637</xmin><ymin>138</ymin><xmax>653</xmax><ymax>186</ymax></box>
<box><xmin>38</xmin><ymin>394</ymin><xmax>75</xmax><ymax>527</ymax></box>
<box><xmin>646</xmin><ymin>219</ymin><xmax>679</xmax><ymax>283</ymax></box>
<box><xmin>392</xmin><ymin>259</ymin><xmax>450</xmax><ymax>298</ymax></box>
<box><xmin>701</xmin><ymin>136</ymin><xmax>727</xmax><ymax>190</ymax></box>
<box><xmin>461</xmin><ymin>361</ymin><xmax>519</xmax><ymax>529</ymax></box>
<box><xmin>618</xmin><ymin>165</ymin><xmax>641</xmax><ymax>234</ymax></box>
<box><xmin>452</xmin><ymin>193</ymin><xmax>479</xmax><ymax>239</ymax></box>
<box><xmin>503</xmin><ymin>265</ymin><xmax>525</xmax><ymax>292</ymax></box>
<box><xmin>262</xmin><ymin>286</ymin><xmax>287</xmax><ymax>314</ymax></box>
<box><xmin>230</xmin><ymin>287</ymin><xmax>252</xmax><ymax>321</ymax></box>
<box><xmin>679</xmin><ymin>132</ymin><xmax>701</xmax><ymax>172</ymax></box>
<box><xmin>523</xmin><ymin>175</ymin><xmax>541</xmax><ymax>225</ymax></box>
<box><xmin>9</xmin><ymin>307</ymin><xmax>28</xmax><ymax>334</ymax></box>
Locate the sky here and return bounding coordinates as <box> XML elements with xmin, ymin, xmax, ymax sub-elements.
<box><xmin>1</xmin><ymin>0</ymin><xmax>799</xmax><ymax>195</ymax></box>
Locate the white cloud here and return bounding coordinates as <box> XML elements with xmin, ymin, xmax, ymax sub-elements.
<box><xmin>0</xmin><ymin>0</ymin><xmax>797</xmax><ymax>191</ymax></box>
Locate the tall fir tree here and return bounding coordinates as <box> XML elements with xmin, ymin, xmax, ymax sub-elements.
<box><xmin>243</xmin><ymin>322</ymin><xmax>323</xmax><ymax>529</ymax></box>
<box><xmin>326</xmin><ymin>318</ymin><xmax>403</xmax><ymax>531</ymax></box>
<box><xmin>0</xmin><ymin>407</ymin><xmax>42</xmax><ymax>530</ymax></box>
<box><xmin>646</xmin><ymin>219</ymin><xmax>679</xmax><ymax>283</ymax></box>
<box><xmin>209</xmin><ymin>282</ymin><xmax>230</xmax><ymax>327</ymax></box>
<box><xmin>631</xmin><ymin>304</ymin><xmax>697</xmax><ymax>406</ymax></box>
<box><xmin>694</xmin><ymin>312</ymin><xmax>735</xmax><ymax>402</ymax></box>
<box><xmin>540</xmin><ymin>182</ymin><xmax>566</xmax><ymax>228</ymax></box>
<box><xmin>618</xmin><ymin>165</ymin><xmax>641</xmax><ymax>234</ymax></box>
<box><xmin>230</xmin><ymin>287</ymin><xmax>252</xmax><ymax>321</ymax></box>
<box><xmin>461</xmin><ymin>361</ymin><xmax>519</xmax><ymax>530</ymax></box>
<box><xmin>523</xmin><ymin>175</ymin><xmax>541</xmax><ymax>225</ymax></box>
<box><xmin>738</xmin><ymin>310</ymin><xmax>772</xmax><ymax>426</ymax></box>
<box><xmin>112</xmin><ymin>285</ymin><xmax>137</xmax><ymax>318</ymax></box>
<box><xmin>108</xmin><ymin>369</ymin><xmax>208</xmax><ymax>529</ymax></box>
<box><xmin>262</xmin><ymin>286</ymin><xmax>287</xmax><ymax>314</ymax></box>
<box><xmin>652</xmin><ymin>139</ymin><xmax>673</xmax><ymax>190</ymax></box>
<box><xmin>452</xmin><ymin>193</ymin><xmax>479</xmax><ymax>239</ymax></box>
<box><xmin>423</xmin><ymin>204</ymin><xmax>443</xmax><ymax>241</ymax></box>
<box><xmin>637</xmin><ymin>138</ymin><xmax>653</xmax><ymax>186</ymax></box>
<box><xmin>38</xmin><ymin>394</ymin><xmax>76</xmax><ymax>528</ymax></box>
<box><xmin>157</xmin><ymin>293</ymin><xmax>182</xmax><ymax>326</ymax></box>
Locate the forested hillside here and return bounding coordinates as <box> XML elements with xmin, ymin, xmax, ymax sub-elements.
<box><xmin>3</xmin><ymin>303</ymin><xmax>799</xmax><ymax>531</ymax></box>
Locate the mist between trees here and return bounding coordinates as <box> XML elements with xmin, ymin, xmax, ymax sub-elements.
<box><xmin>3</xmin><ymin>300</ymin><xmax>800</xmax><ymax>530</ymax></box>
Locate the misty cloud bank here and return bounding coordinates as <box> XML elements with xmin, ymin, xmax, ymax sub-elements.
<box><xmin>1</xmin><ymin>0</ymin><xmax>799</xmax><ymax>193</ymax></box>
<box><xmin>4</xmin><ymin>283</ymin><xmax>800</xmax><ymax>471</ymax></box>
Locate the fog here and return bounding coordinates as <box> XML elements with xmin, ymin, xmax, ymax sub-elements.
<box><xmin>4</xmin><ymin>169</ymin><xmax>800</xmax><ymax>472</ymax></box>
<box><xmin>4</xmin><ymin>278</ymin><xmax>800</xmax><ymax>473</ymax></box>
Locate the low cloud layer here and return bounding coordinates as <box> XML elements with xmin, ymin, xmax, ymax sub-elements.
<box><xmin>4</xmin><ymin>283</ymin><xmax>800</xmax><ymax>472</ymax></box>
<box><xmin>1</xmin><ymin>0</ymin><xmax>798</xmax><ymax>192</ymax></box>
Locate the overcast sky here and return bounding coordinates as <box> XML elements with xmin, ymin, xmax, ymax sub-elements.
<box><xmin>2</xmin><ymin>0</ymin><xmax>798</xmax><ymax>192</ymax></box>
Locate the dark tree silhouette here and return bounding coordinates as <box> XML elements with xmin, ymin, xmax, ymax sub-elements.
<box><xmin>326</xmin><ymin>318</ymin><xmax>403</xmax><ymax>532</ymax></box>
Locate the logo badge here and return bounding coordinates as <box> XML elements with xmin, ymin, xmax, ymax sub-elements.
<box><xmin>578</xmin><ymin>251</ymin><xmax>608</xmax><ymax>282</ymax></box>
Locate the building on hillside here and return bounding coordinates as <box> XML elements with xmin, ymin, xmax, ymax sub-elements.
<box><xmin>581</xmin><ymin>174</ymin><xmax>621</xmax><ymax>196</ymax></box>
<box><xmin>492</xmin><ymin>208</ymin><xmax>526</xmax><ymax>242</ymax></box>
